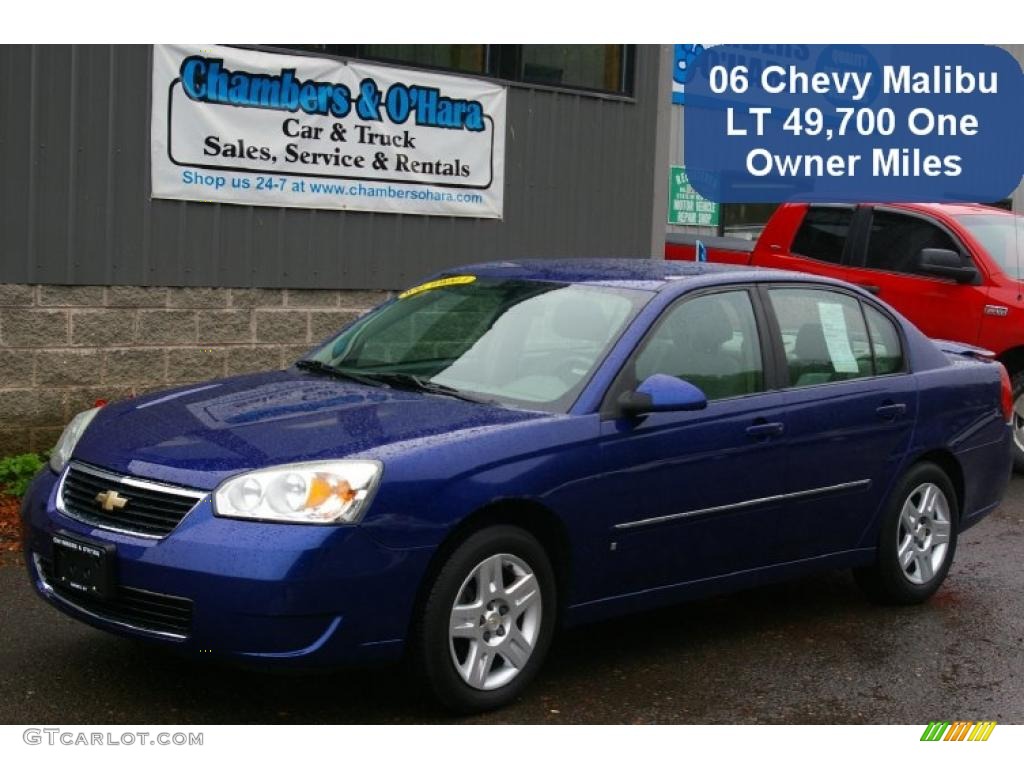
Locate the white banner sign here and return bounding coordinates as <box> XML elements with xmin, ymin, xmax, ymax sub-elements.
<box><xmin>151</xmin><ymin>45</ymin><xmax>506</xmax><ymax>218</ymax></box>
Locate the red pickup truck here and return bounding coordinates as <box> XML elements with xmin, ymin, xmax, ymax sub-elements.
<box><xmin>666</xmin><ymin>202</ymin><xmax>1024</xmax><ymax>468</ymax></box>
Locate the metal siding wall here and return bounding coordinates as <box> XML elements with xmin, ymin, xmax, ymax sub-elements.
<box><xmin>0</xmin><ymin>45</ymin><xmax>31</xmax><ymax>283</ymax></box>
<box><xmin>0</xmin><ymin>44</ymin><xmax>661</xmax><ymax>290</ymax></box>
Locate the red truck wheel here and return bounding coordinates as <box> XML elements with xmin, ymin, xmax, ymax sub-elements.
<box><xmin>1011</xmin><ymin>372</ymin><xmax>1024</xmax><ymax>473</ymax></box>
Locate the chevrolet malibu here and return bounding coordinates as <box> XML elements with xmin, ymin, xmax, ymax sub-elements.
<box><xmin>22</xmin><ymin>260</ymin><xmax>1013</xmax><ymax>712</ymax></box>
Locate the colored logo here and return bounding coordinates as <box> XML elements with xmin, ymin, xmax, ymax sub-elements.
<box><xmin>920</xmin><ymin>721</ymin><xmax>996</xmax><ymax>741</ymax></box>
<box><xmin>95</xmin><ymin>490</ymin><xmax>128</xmax><ymax>513</ymax></box>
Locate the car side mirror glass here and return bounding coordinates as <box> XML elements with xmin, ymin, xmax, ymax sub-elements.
<box><xmin>916</xmin><ymin>248</ymin><xmax>978</xmax><ymax>284</ymax></box>
<box><xmin>618</xmin><ymin>374</ymin><xmax>708</xmax><ymax>415</ymax></box>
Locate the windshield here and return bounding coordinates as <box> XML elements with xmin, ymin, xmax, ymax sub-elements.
<box><xmin>955</xmin><ymin>213</ymin><xmax>1024</xmax><ymax>277</ymax></box>
<box><xmin>307</xmin><ymin>277</ymin><xmax>650</xmax><ymax>412</ymax></box>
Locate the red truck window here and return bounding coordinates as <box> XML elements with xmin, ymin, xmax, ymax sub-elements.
<box><xmin>864</xmin><ymin>212</ymin><xmax>961</xmax><ymax>275</ymax></box>
<box><xmin>791</xmin><ymin>207</ymin><xmax>854</xmax><ymax>265</ymax></box>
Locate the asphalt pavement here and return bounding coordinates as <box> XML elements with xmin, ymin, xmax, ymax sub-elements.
<box><xmin>2</xmin><ymin>478</ymin><xmax>1023</xmax><ymax>725</ymax></box>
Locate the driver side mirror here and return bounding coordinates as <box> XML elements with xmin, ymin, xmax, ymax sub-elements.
<box><xmin>618</xmin><ymin>374</ymin><xmax>708</xmax><ymax>416</ymax></box>
<box><xmin>915</xmin><ymin>248</ymin><xmax>978</xmax><ymax>284</ymax></box>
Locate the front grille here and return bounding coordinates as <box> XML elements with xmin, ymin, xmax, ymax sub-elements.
<box><xmin>59</xmin><ymin>462</ymin><xmax>206</xmax><ymax>537</ymax></box>
<box><xmin>38</xmin><ymin>557</ymin><xmax>193</xmax><ymax>637</ymax></box>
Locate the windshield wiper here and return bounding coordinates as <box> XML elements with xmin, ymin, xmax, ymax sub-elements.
<box><xmin>295</xmin><ymin>359</ymin><xmax>387</xmax><ymax>388</ymax></box>
<box><xmin>364</xmin><ymin>372</ymin><xmax>500</xmax><ymax>405</ymax></box>
<box><xmin>297</xmin><ymin>361</ymin><xmax>499</xmax><ymax>405</ymax></box>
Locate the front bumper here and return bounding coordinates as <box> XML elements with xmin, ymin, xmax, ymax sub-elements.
<box><xmin>21</xmin><ymin>468</ymin><xmax>432</xmax><ymax>667</ymax></box>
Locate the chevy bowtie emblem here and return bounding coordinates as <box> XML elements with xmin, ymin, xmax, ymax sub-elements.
<box><xmin>95</xmin><ymin>490</ymin><xmax>128</xmax><ymax>512</ymax></box>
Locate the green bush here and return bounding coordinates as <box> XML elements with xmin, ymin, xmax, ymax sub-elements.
<box><xmin>0</xmin><ymin>452</ymin><xmax>47</xmax><ymax>498</ymax></box>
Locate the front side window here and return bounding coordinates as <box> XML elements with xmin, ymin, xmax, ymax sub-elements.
<box><xmin>790</xmin><ymin>206</ymin><xmax>854</xmax><ymax>264</ymax></box>
<box><xmin>634</xmin><ymin>290</ymin><xmax>764</xmax><ymax>400</ymax></box>
<box><xmin>768</xmin><ymin>288</ymin><xmax>873</xmax><ymax>387</ymax></box>
<box><xmin>865</xmin><ymin>211</ymin><xmax>963</xmax><ymax>275</ymax></box>
<box><xmin>311</xmin><ymin>278</ymin><xmax>648</xmax><ymax>412</ymax></box>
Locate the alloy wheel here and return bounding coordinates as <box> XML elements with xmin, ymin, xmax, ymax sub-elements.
<box><xmin>1013</xmin><ymin>392</ymin><xmax>1024</xmax><ymax>455</ymax></box>
<box><xmin>897</xmin><ymin>482</ymin><xmax>952</xmax><ymax>585</ymax></box>
<box><xmin>448</xmin><ymin>553</ymin><xmax>542</xmax><ymax>691</ymax></box>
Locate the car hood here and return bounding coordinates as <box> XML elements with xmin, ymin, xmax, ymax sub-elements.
<box><xmin>71</xmin><ymin>369</ymin><xmax>546</xmax><ymax>490</ymax></box>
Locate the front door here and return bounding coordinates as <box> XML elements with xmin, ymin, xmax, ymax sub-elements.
<box><xmin>592</xmin><ymin>288</ymin><xmax>790</xmax><ymax>597</ymax></box>
<box><xmin>847</xmin><ymin>207</ymin><xmax>987</xmax><ymax>345</ymax></box>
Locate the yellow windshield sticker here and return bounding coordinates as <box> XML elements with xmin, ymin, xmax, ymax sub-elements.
<box><xmin>398</xmin><ymin>275</ymin><xmax>476</xmax><ymax>299</ymax></box>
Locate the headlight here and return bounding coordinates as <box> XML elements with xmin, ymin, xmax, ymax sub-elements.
<box><xmin>214</xmin><ymin>461</ymin><xmax>382</xmax><ymax>524</ymax></box>
<box><xmin>50</xmin><ymin>407</ymin><xmax>102</xmax><ymax>472</ymax></box>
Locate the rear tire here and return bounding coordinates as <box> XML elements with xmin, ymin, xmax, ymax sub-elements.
<box><xmin>1010</xmin><ymin>371</ymin><xmax>1024</xmax><ymax>473</ymax></box>
<box><xmin>854</xmin><ymin>461</ymin><xmax>958</xmax><ymax>605</ymax></box>
<box><xmin>414</xmin><ymin>525</ymin><xmax>557</xmax><ymax>713</ymax></box>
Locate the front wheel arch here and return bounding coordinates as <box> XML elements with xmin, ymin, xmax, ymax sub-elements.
<box><xmin>412</xmin><ymin>524</ymin><xmax>559</xmax><ymax>711</ymax></box>
<box><xmin>406</xmin><ymin>499</ymin><xmax>571</xmax><ymax>645</ymax></box>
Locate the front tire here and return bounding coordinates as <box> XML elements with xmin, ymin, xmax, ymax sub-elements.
<box><xmin>854</xmin><ymin>461</ymin><xmax>958</xmax><ymax>605</ymax></box>
<box><xmin>414</xmin><ymin>525</ymin><xmax>557</xmax><ymax>713</ymax></box>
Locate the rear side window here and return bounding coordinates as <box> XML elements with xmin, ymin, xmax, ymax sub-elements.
<box><xmin>790</xmin><ymin>207</ymin><xmax>854</xmax><ymax>264</ymax></box>
<box><xmin>864</xmin><ymin>211</ymin><xmax>963</xmax><ymax>275</ymax></box>
<box><xmin>865</xmin><ymin>305</ymin><xmax>904</xmax><ymax>374</ymax></box>
<box><xmin>768</xmin><ymin>288</ymin><xmax>872</xmax><ymax>387</ymax></box>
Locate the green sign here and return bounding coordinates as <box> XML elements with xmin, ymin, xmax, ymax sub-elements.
<box><xmin>668</xmin><ymin>165</ymin><xmax>719</xmax><ymax>227</ymax></box>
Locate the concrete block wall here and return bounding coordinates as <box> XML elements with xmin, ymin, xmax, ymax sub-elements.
<box><xmin>0</xmin><ymin>284</ymin><xmax>388</xmax><ymax>457</ymax></box>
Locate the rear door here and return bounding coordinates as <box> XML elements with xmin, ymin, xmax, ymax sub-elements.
<box><xmin>761</xmin><ymin>284</ymin><xmax>918</xmax><ymax>559</ymax></box>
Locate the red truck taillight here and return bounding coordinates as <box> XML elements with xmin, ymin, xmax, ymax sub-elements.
<box><xmin>999</xmin><ymin>363</ymin><xmax>1013</xmax><ymax>423</ymax></box>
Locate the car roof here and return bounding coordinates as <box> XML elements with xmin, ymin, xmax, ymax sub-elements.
<box><xmin>450</xmin><ymin>258</ymin><xmax>817</xmax><ymax>293</ymax></box>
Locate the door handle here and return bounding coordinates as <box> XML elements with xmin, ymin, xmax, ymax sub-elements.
<box><xmin>746</xmin><ymin>421</ymin><xmax>785</xmax><ymax>439</ymax></box>
<box><xmin>875</xmin><ymin>402</ymin><xmax>907</xmax><ymax>420</ymax></box>
<box><xmin>857</xmin><ymin>283</ymin><xmax>881</xmax><ymax>295</ymax></box>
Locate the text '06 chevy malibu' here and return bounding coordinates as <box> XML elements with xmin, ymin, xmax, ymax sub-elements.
<box><xmin>22</xmin><ymin>261</ymin><xmax>1013</xmax><ymax>711</ymax></box>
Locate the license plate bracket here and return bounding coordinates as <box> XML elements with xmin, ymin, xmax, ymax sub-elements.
<box><xmin>51</xmin><ymin>532</ymin><xmax>116</xmax><ymax>600</ymax></box>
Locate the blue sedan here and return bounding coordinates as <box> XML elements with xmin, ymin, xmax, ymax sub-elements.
<box><xmin>22</xmin><ymin>260</ymin><xmax>1013</xmax><ymax>711</ymax></box>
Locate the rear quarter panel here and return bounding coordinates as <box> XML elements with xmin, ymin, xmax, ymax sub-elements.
<box><xmin>910</xmin><ymin>359</ymin><xmax>1012</xmax><ymax>528</ymax></box>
